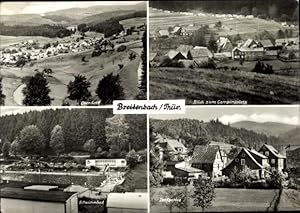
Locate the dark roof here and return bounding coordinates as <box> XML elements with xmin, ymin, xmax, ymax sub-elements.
<box><xmin>192</xmin><ymin>145</ymin><xmax>219</xmax><ymax>164</ymax></box>
<box><xmin>0</xmin><ymin>187</ymin><xmax>76</xmax><ymax>203</ymax></box>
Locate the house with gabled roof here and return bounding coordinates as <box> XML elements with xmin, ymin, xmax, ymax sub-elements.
<box><xmin>222</xmin><ymin>148</ymin><xmax>271</xmax><ymax>179</ymax></box>
<box><xmin>190</xmin><ymin>46</ymin><xmax>213</xmax><ymax>65</ymax></box>
<box><xmin>191</xmin><ymin>145</ymin><xmax>225</xmax><ymax>178</ymax></box>
<box><xmin>258</xmin><ymin>144</ymin><xmax>286</xmax><ymax>172</ymax></box>
<box><xmin>176</xmin><ymin>45</ymin><xmax>193</xmax><ymax>59</ymax></box>
<box><xmin>157</xmin><ymin>29</ymin><xmax>169</xmax><ymax>38</ymax></box>
<box><xmin>165</xmin><ymin>50</ymin><xmax>186</xmax><ymax>61</ymax></box>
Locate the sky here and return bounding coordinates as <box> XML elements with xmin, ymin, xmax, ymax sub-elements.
<box><xmin>0</xmin><ymin>1</ymin><xmax>143</xmax><ymax>15</ymax></box>
<box><xmin>150</xmin><ymin>106</ymin><xmax>300</xmax><ymax>126</ymax></box>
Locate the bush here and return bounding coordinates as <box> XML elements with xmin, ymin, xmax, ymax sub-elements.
<box><xmin>125</xmin><ymin>150</ymin><xmax>139</xmax><ymax>168</ymax></box>
<box><xmin>117</xmin><ymin>45</ymin><xmax>126</xmax><ymax>52</ymax></box>
<box><xmin>252</xmin><ymin>61</ymin><xmax>274</xmax><ymax>74</ymax></box>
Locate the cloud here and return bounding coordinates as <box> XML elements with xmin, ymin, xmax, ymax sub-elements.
<box><xmin>218</xmin><ymin>113</ymin><xmax>299</xmax><ymax>126</ymax></box>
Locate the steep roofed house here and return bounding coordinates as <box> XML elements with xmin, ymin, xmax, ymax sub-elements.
<box><xmin>242</xmin><ymin>39</ymin><xmax>260</xmax><ymax>48</ymax></box>
<box><xmin>217</xmin><ymin>37</ymin><xmax>233</xmax><ymax>55</ymax></box>
<box><xmin>165</xmin><ymin>50</ymin><xmax>186</xmax><ymax>61</ymax></box>
<box><xmin>191</xmin><ymin>145</ymin><xmax>225</xmax><ymax>178</ymax></box>
<box><xmin>171</xmin><ymin>26</ymin><xmax>182</xmax><ymax>36</ymax></box>
<box><xmin>176</xmin><ymin>45</ymin><xmax>193</xmax><ymax>59</ymax></box>
<box><xmin>259</xmin><ymin>39</ymin><xmax>274</xmax><ymax>50</ymax></box>
<box><xmin>222</xmin><ymin>148</ymin><xmax>270</xmax><ymax>179</ymax></box>
<box><xmin>190</xmin><ymin>46</ymin><xmax>213</xmax><ymax>65</ymax></box>
<box><xmin>258</xmin><ymin>144</ymin><xmax>286</xmax><ymax>172</ymax></box>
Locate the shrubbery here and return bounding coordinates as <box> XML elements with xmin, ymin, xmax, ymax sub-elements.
<box><xmin>252</xmin><ymin>61</ymin><xmax>274</xmax><ymax>74</ymax></box>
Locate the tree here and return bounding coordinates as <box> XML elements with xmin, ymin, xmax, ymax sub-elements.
<box><xmin>96</xmin><ymin>73</ymin><xmax>124</xmax><ymax>105</ymax></box>
<box><xmin>240</xmin><ymin>7</ymin><xmax>250</xmax><ymax>15</ymax></box>
<box><xmin>192</xmin><ymin>176</ymin><xmax>215</xmax><ymax>211</ymax></box>
<box><xmin>277</xmin><ymin>30</ymin><xmax>285</xmax><ymax>39</ymax></box>
<box><xmin>139</xmin><ymin>30</ymin><xmax>147</xmax><ymax>98</ymax></box>
<box><xmin>84</xmin><ymin>139</ymin><xmax>97</xmax><ymax>155</ymax></box>
<box><xmin>67</xmin><ymin>74</ymin><xmax>91</xmax><ymax>105</ymax></box>
<box><xmin>105</xmin><ymin>115</ymin><xmax>129</xmax><ymax>153</ymax></box>
<box><xmin>214</xmin><ymin>21</ymin><xmax>222</xmax><ymax>29</ymax></box>
<box><xmin>208</xmin><ymin>34</ymin><xmax>218</xmax><ymax>53</ymax></box>
<box><xmin>160</xmin><ymin>187</ymin><xmax>188</xmax><ymax>213</ymax></box>
<box><xmin>126</xmin><ymin>149</ymin><xmax>139</xmax><ymax>168</ymax></box>
<box><xmin>0</xmin><ymin>77</ymin><xmax>5</xmax><ymax>105</ymax></box>
<box><xmin>22</xmin><ymin>72</ymin><xmax>52</xmax><ymax>106</ymax></box>
<box><xmin>252</xmin><ymin>7</ymin><xmax>258</xmax><ymax>16</ymax></box>
<box><xmin>268</xmin><ymin>5</ymin><xmax>278</xmax><ymax>19</ymax></box>
<box><xmin>19</xmin><ymin>125</ymin><xmax>45</xmax><ymax>157</ymax></box>
<box><xmin>192</xmin><ymin>29</ymin><xmax>206</xmax><ymax>46</ymax></box>
<box><xmin>10</xmin><ymin>139</ymin><xmax>19</xmax><ymax>158</ymax></box>
<box><xmin>2</xmin><ymin>141</ymin><xmax>11</xmax><ymax>158</ymax></box>
<box><xmin>50</xmin><ymin>125</ymin><xmax>65</xmax><ymax>157</ymax></box>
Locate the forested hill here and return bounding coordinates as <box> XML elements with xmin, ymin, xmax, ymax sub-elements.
<box><xmin>150</xmin><ymin>118</ymin><xmax>285</xmax><ymax>149</ymax></box>
<box><xmin>0</xmin><ymin>109</ymin><xmax>147</xmax><ymax>155</ymax></box>
<box><xmin>150</xmin><ymin>0</ymin><xmax>299</xmax><ymax>21</ymax></box>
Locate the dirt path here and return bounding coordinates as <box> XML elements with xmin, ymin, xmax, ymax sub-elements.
<box><xmin>13</xmin><ymin>84</ymin><xmax>25</xmax><ymax>105</ymax></box>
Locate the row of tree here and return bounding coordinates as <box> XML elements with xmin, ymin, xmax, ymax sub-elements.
<box><xmin>0</xmin><ymin>109</ymin><xmax>147</xmax><ymax>157</ymax></box>
<box><xmin>150</xmin><ymin>0</ymin><xmax>299</xmax><ymax>21</ymax></box>
<box><xmin>20</xmin><ymin>71</ymin><xmax>124</xmax><ymax>106</ymax></box>
<box><xmin>0</xmin><ymin>23</ymin><xmax>73</xmax><ymax>38</ymax></box>
<box><xmin>151</xmin><ymin>118</ymin><xmax>284</xmax><ymax>151</ymax></box>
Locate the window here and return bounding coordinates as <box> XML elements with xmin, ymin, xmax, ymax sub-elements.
<box><xmin>235</xmin><ymin>158</ymin><xmax>239</xmax><ymax>162</ymax></box>
<box><xmin>241</xmin><ymin>159</ymin><xmax>245</xmax><ymax>165</ymax></box>
<box><xmin>271</xmin><ymin>159</ymin><xmax>275</xmax><ymax>164</ymax></box>
<box><xmin>241</xmin><ymin>153</ymin><xmax>245</xmax><ymax>157</ymax></box>
<box><xmin>265</xmin><ymin>151</ymin><xmax>269</xmax><ymax>156</ymax></box>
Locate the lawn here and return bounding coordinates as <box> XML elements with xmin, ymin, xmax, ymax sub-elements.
<box><xmin>150</xmin><ymin>67</ymin><xmax>300</xmax><ymax>104</ymax></box>
<box><xmin>1</xmin><ymin>40</ymin><xmax>142</xmax><ymax>106</ymax></box>
<box><xmin>149</xmin><ymin>7</ymin><xmax>297</xmax><ymax>37</ymax></box>
<box><xmin>122</xmin><ymin>163</ymin><xmax>147</xmax><ymax>191</ymax></box>
<box><xmin>278</xmin><ymin>189</ymin><xmax>300</xmax><ymax>211</ymax></box>
<box><xmin>151</xmin><ymin>186</ymin><xmax>279</xmax><ymax>212</ymax></box>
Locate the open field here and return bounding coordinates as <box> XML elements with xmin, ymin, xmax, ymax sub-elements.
<box><xmin>278</xmin><ymin>189</ymin><xmax>300</xmax><ymax>211</ymax></box>
<box><xmin>150</xmin><ymin>67</ymin><xmax>300</xmax><ymax>104</ymax></box>
<box><xmin>151</xmin><ymin>186</ymin><xmax>279</xmax><ymax>212</ymax></box>
<box><xmin>1</xmin><ymin>36</ymin><xmax>142</xmax><ymax>106</ymax></box>
<box><xmin>149</xmin><ymin>8</ymin><xmax>297</xmax><ymax>37</ymax></box>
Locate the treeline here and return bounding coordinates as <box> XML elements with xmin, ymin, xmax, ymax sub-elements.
<box><xmin>150</xmin><ymin>0</ymin><xmax>299</xmax><ymax>21</ymax></box>
<box><xmin>0</xmin><ymin>23</ymin><xmax>73</xmax><ymax>38</ymax></box>
<box><xmin>0</xmin><ymin>109</ymin><xmax>147</xmax><ymax>155</ymax></box>
<box><xmin>151</xmin><ymin>118</ymin><xmax>284</xmax><ymax>149</ymax></box>
<box><xmin>79</xmin><ymin>11</ymin><xmax>146</xmax><ymax>37</ymax></box>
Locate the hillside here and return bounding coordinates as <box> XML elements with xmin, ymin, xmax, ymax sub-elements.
<box><xmin>231</xmin><ymin>121</ymin><xmax>297</xmax><ymax>137</ymax></box>
<box><xmin>279</xmin><ymin>127</ymin><xmax>300</xmax><ymax>145</ymax></box>
<box><xmin>0</xmin><ymin>2</ymin><xmax>146</xmax><ymax>26</ymax></box>
<box><xmin>45</xmin><ymin>2</ymin><xmax>146</xmax><ymax>20</ymax></box>
<box><xmin>150</xmin><ymin>118</ymin><xmax>285</xmax><ymax>149</ymax></box>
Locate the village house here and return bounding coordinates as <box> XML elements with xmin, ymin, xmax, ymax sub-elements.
<box><xmin>191</xmin><ymin>145</ymin><xmax>225</xmax><ymax>178</ymax></box>
<box><xmin>222</xmin><ymin>147</ymin><xmax>271</xmax><ymax>179</ymax></box>
<box><xmin>232</xmin><ymin>47</ymin><xmax>265</xmax><ymax>60</ymax></box>
<box><xmin>258</xmin><ymin>144</ymin><xmax>286</xmax><ymax>172</ymax></box>
<box><xmin>176</xmin><ymin>44</ymin><xmax>193</xmax><ymax>59</ymax></box>
<box><xmin>171</xmin><ymin>26</ymin><xmax>182</xmax><ymax>36</ymax></box>
<box><xmin>157</xmin><ymin>29</ymin><xmax>170</xmax><ymax>38</ymax></box>
<box><xmin>86</xmin><ymin>159</ymin><xmax>127</xmax><ymax>168</ymax></box>
<box><xmin>165</xmin><ymin>50</ymin><xmax>186</xmax><ymax>61</ymax></box>
<box><xmin>0</xmin><ymin>185</ymin><xmax>78</xmax><ymax>213</ymax></box>
<box><xmin>164</xmin><ymin>159</ymin><xmax>205</xmax><ymax>180</ymax></box>
<box><xmin>190</xmin><ymin>46</ymin><xmax>213</xmax><ymax>65</ymax></box>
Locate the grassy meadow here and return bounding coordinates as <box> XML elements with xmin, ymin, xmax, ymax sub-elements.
<box><xmin>150</xmin><ymin>66</ymin><xmax>300</xmax><ymax>104</ymax></box>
